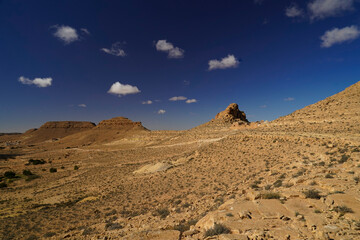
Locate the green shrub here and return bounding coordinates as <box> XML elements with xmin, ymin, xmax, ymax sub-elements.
<box><xmin>204</xmin><ymin>224</ymin><xmax>231</xmax><ymax>237</ymax></box>
<box><xmin>74</xmin><ymin>165</ymin><xmax>79</xmax><ymax>170</ymax></box>
<box><xmin>338</xmin><ymin>155</ymin><xmax>349</xmax><ymax>164</ymax></box>
<box><xmin>0</xmin><ymin>182</ymin><xmax>7</xmax><ymax>188</ymax></box>
<box><xmin>304</xmin><ymin>189</ymin><xmax>321</xmax><ymax>199</ymax></box>
<box><xmin>49</xmin><ymin>168</ymin><xmax>57</xmax><ymax>173</ymax></box>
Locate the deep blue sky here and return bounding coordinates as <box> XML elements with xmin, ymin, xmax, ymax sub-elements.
<box><xmin>1</xmin><ymin>0</ymin><xmax>359</xmax><ymax>132</ymax></box>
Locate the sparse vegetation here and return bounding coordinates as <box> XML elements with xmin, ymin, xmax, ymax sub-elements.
<box><xmin>338</xmin><ymin>155</ymin><xmax>349</xmax><ymax>164</ymax></box>
<box><xmin>4</xmin><ymin>171</ymin><xmax>16</xmax><ymax>179</ymax></box>
<box><xmin>273</xmin><ymin>179</ymin><xmax>282</xmax><ymax>188</ymax></box>
<box><xmin>153</xmin><ymin>208</ymin><xmax>170</xmax><ymax>219</ymax></box>
<box><xmin>204</xmin><ymin>223</ymin><xmax>231</xmax><ymax>237</ymax></box>
<box><xmin>26</xmin><ymin>159</ymin><xmax>46</xmax><ymax>165</ymax></box>
<box><xmin>333</xmin><ymin>205</ymin><xmax>353</xmax><ymax>216</ymax></box>
<box><xmin>49</xmin><ymin>168</ymin><xmax>57</xmax><ymax>173</ymax></box>
<box><xmin>261</xmin><ymin>192</ymin><xmax>281</xmax><ymax>199</ymax></box>
<box><xmin>304</xmin><ymin>189</ymin><xmax>321</xmax><ymax>199</ymax></box>
<box><xmin>74</xmin><ymin>165</ymin><xmax>79</xmax><ymax>170</ymax></box>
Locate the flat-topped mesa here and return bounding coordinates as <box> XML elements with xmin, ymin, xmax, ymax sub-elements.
<box><xmin>39</xmin><ymin>121</ymin><xmax>96</xmax><ymax>129</ymax></box>
<box><xmin>215</xmin><ymin>103</ymin><xmax>248</xmax><ymax>123</ymax></box>
<box><xmin>95</xmin><ymin>117</ymin><xmax>147</xmax><ymax>130</ymax></box>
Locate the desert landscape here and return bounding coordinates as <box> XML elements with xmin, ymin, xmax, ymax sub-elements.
<box><xmin>1</xmin><ymin>81</ymin><xmax>359</xmax><ymax>240</ymax></box>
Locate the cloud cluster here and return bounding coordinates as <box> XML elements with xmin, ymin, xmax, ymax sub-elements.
<box><xmin>186</xmin><ymin>99</ymin><xmax>197</xmax><ymax>104</ymax></box>
<box><xmin>142</xmin><ymin>100</ymin><xmax>153</xmax><ymax>105</ymax></box>
<box><xmin>101</xmin><ymin>42</ymin><xmax>126</xmax><ymax>57</ymax></box>
<box><xmin>158</xmin><ymin>109</ymin><xmax>166</xmax><ymax>114</ymax></box>
<box><xmin>169</xmin><ymin>96</ymin><xmax>187</xmax><ymax>101</ymax></box>
<box><xmin>285</xmin><ymin>5</ymin><xmax>304</xmax><ymax>18</ymax></box>
<box><xmin>53</xmin><ymin>25</ymin><xmax>79</xmax><ymax>44</ymax></box>
<box><xmin>284</xmin><ymin>97</ymin><xmax>295</xmax><ymax>101</ymax></box>
<box><xmin>208</xmin><ymin>54</ymin><xmax>240</xmax><ymax>70</ymax></box>
<box><xmin>19</xmin><ymin>76</ymin><xmax>52</xmax><ymax>88</ymax></box>
<box><xmin>108</xmin><ymin>82</ymin><xmax>140</xmax><ymax>96</ymax></box>
<box><xmin>308</xmin><ymin>0</ymin><xmax>354</xmax><ymax>20</ymax></box>
<box><xmin>321</xmin><ymin>25</ymin><xmax>360</xmax><ymax>48</ymax></box>
<box><xmin>155</xmin><ymin>40</ymin><xmax>184</xmax><ymax>59</ymax></box>
<box><xmin>78</xmin><ymin>104</ymin><xmax>87</xmax><ymax>107</ymax></box>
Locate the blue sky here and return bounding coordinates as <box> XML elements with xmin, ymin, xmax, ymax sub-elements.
<box><xmin>1</xmin><ymin>0</ymin><xmax>360</xmax><ymax>132</ymax></box>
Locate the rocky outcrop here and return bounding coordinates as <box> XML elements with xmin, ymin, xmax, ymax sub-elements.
<box><xmin>215</xmin><ymin>103</ymin><xmax>248</xmax><ymax>123</ymax></box>
<box><xmin>96</xmin><ymin>117</ymin><xmax>147</xmax><ymax>130</ymax></box>
<box><xmin>39</xmin><ymin>121</ymin><xmax>96</xmax><ymax>129</ymax></box>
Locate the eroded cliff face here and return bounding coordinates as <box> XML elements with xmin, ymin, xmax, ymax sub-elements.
<box><xmin>39</xmin><ymin>121</ymin><xmax>96</xmax><ymax>129</ymax></box>
<box><xmin>96</xmin><ymin>117</ymin><xmax>147</xmax><ymax>130</ymax></box>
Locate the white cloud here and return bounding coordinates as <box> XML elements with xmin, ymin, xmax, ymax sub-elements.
<box><xmin>284</xmin><ymin>97</ymin><xmax>295</xmax><ymax>101</ymax></box>
<box><xmin>155</xmin><ymin>40</ymin><xmax>184</xmax><ymax>58</ymax></box>
<box><xmin>208</xmin><ymin>54</ymin><xmax>240</xmax><ymax>70</ymax></box>
<box><xmin>260</xmin><ymin>105</ymin><xmax>267</xmax><ymax>108</ymax></box>
<box><xmin>18</xmin><ymin>76</ymin><xmax>52</xmax><ymax>88</ymax></box>
<box><xmin>107</xmin><ymin>82</ymin><xmax>140</xmax><ymax>96</ymax></box>
<box><xmin>158</xmin><ymin>109</ymin><xmax>166</xmax><ymax>114</ymax></box>
<box><xmin>308</xmin><ymin>0</ymin><xmax>354</xmax><ymax>20</ymax></box>
<box><xmin>320</xmin><ymin>25</ymin><xmax>360</xmax><ymax>48</ymax></box>
<box><xmin>78</xmin><ymin>104</ymin><xmax>87</xmax><ymax>107</ymax></box>
<box><xmin>285</xmin><ymin>5</ymin><xmax>304</xmax><ymax>18</ymax></box>
<box><xmin>169</xmin><ymin>96</ymin><xmax>187</xmax><ymax>101</ymax></box>
<box><xmin>80</xmin><ymin>28</ymin><xmax>90</xmax><ymax>35</ymax></box>
<box><xmin>53</xmin><ymin>25</ymin><xmax>79</xmax><ymax>44</ymax></box>
<box><xmin>186</xmin><ymin>99</ymin><xmax>197</xmax><ymax>104</ymax></box>
<box><xmin>101</xmin><ymin>42</ymin><xmax>126</xmax><ymax>57</ymax></box>
<box><xmin>142</xmin><ymin>100</ymin><xmax>153</xmax><ymax>105</ymax></box>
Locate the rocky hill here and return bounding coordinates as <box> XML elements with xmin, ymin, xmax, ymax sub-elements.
<box><xmin>95</xmin><ymin>117</ymin><xmax>147</xmax><ymax>130</ymax></box>
<box><xmin>269</xmin><ymin>81</ymin><xmax>360</xmax><ymax>135</ymax></box>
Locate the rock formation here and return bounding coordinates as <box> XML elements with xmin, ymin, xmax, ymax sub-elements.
<box><xmin>96</xmin><ymin>117</ymin><xmax>147</xmax><ymax>130</ymax></box>
<box><xmin>39</xmin><ymin>121</ymin><xmax>96</xmax><ymax>130</ymax></box>
<box><xmin>215</xmin><ymin>103</ymin><xmax>248</xmax><ymax>123</ymax></box>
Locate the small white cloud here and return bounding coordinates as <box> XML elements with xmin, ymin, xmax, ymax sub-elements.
<box><xmin>208</xmin><ymin>54</ymin><xmax>240</xmax><ymax>70</ymax></box>
<box><xmin>169</xmin><ymin>96</ymin><xmax>187</xmax><ymax>101</ymax></box>
<box><xmin>80</xmin><ymin>28</ymin><xmax>90</xmax><ymax>35</ymax></box>
<box><xmin>284</xmin><ymin>97</ymin><xmax>295</xmax><ymax>101</ymax></box>
<box><xmin>108</xmin><ymin>82</ymin><xmax>140</xmax><ymax>96</ymax></box>
<box><xmin>158</xmin><ymin>109</ymin><xmax>166</xmax><ymax>114</ymax></box>
<box><xmin>155</xmin><ymin>40</ymin><xmax>184</xmax><ymax>58</ymax></box>
<box><xmin>78</xmin><ymin>104</ymin><xmax>87</xmax><ymax>107</ymax></box>
<box><xmin>308</xmin><ymin>0</ymin><xmax>354</xmax><ymax>20</ymax></box>
<box><xmin>19</xmin><ymin>76</ymin><xmax>52</xmax><ymax>88</ymax></box>
<box><xmin>101</xmin><ymin>42</ymin><xmax>126</xmax><ymax>57</ymax></box>
<box><xmin>320</xmin><ymin>25</ymin><xmax>360</xmax><ymax>48</ymax></box>
<box><xmin>285</xmin><ymin>5</ymin><xmax>304</xmax><ymax>18</ymax></box>
<box><xmin>183</xmin><ymin>80</ymin><xmax>190</xmax><ymax>86</ymax></box>
<box><xmin>53</xmin><ymin>25</ymin><xmax>79</xmax><ymax>44</ymax></box>
<box><xmin>260</xmin><ymin>105</ymin><xmax>267</xmax><ymax>108</ymax></box>
<box><xmin>142</xmin><ymin>100</ymin><xmax>153</xmax><ymax>105</ymax></box>
<box><xmin>186</xmin><ymin>99</ymin><xmax>197</xmax><ymax>104</ymax></box>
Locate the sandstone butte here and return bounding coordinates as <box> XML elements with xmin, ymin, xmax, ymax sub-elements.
<box><xmin>0</xmin><ymin>81</ymin><xmax>360</xmax><ymax>240</ymax></box>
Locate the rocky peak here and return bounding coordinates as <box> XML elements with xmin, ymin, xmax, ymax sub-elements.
<box><xmin>96</xmin><ymin>117</ymin><xmax>147</xmax><ymax>130</ymax></box>
<box><xmin>215</xmin><ymin>103</ymin><xmax>248</xmax><ymax>123</ymax></box>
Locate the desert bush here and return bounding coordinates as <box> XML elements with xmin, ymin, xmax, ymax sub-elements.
<box><xmin>154</xmin><ymin>208</ymin><xmax>170</xmax><ymax>219</ymax></box>
<box><xmin>23</xmin><ymin>170</ymin><xmax>33</xmax><ymax>176</ymax></box>
<box><xmin>0</xmin><ymin>182</ymin><xmax>7</xmax><ymax>188</ymax></box>
<box><xmin>304</xmin><ymin>189</ymin><xmax>321</xmax><ymax>199</ymax></box>
<box><xmin>333</xmin><ymin>205</ymin><xmax>353</xmax><ymax>216</ymax></box>
<box><xmin>26</xmin><ymin>159</ymin><xmax>46</xmax><ymax>165</ymax></box>
<box><xmin>204</xmin><ymin>224</ymin><xmax>231</xmax><ymax>237</ymax></box>
<box><xmin>273</xmin><ymin>180</ymin><xmax>282</xmax><ymax>188</ymax></box>
<box><xmin>105</xmin><ymin>222</ymin><xmax>123</xmax><ymax>230</ymax></box>
<box><xmin>338</xmin><ymin>155</ymin><xmax>349</xmax><ymax>164</ymax></box>
<box><xmin>261</xmin><ymin>192</ymin><xmax>281</xmax><ymax>199</ymax></box>
<box><xmin>49</xmin><ymin>168</ymin><xmax>57</xmax><ymax>173</ymax></box>
<box><xmin>4</xmin><ymin>171</ymin><xmax>16</xmax><ymax>179</ymax></box>
<box><xmin>74</xmin><ymin>165</ymin><xmax>79</xmax><ymax>170</ymax></box>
